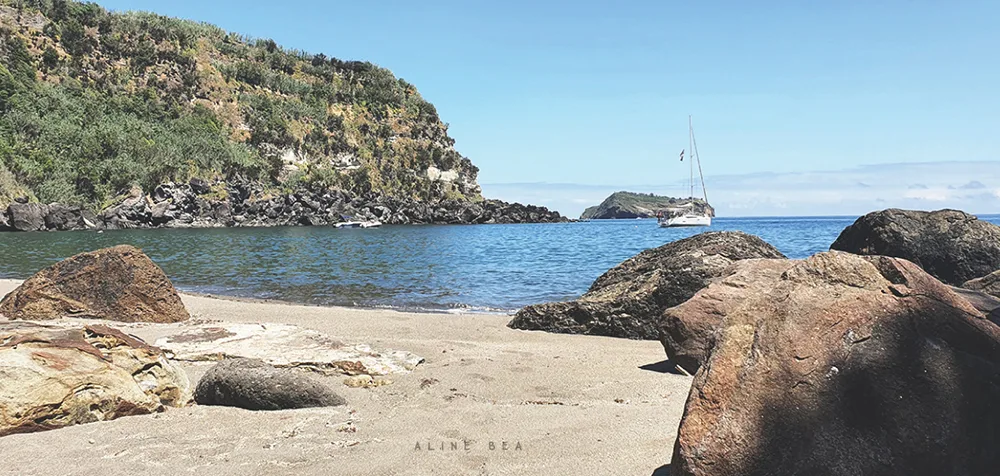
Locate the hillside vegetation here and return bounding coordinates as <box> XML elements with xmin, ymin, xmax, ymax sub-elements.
<box><xmin>580</xmin><ymin>191</ymin><xmax>714</xmax><ymax>220</ymax></box>
<box><xmin>0</xmin><ymin>0</ymin><xmax>481</xmax><ymax>209</ymax></box>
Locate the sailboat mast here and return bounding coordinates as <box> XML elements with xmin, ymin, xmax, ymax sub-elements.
<box><xmin>691</xmin><ymin>116</ymin><xmax>708</xmax><ymax>203</ymax></box>
<box><xmin>688</xmin><ymin>115</ymin><xmax>694</xmax><ymax>198</ymax></box>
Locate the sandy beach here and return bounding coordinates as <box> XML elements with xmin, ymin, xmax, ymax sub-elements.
<box><xmin>0</xmin><ymin>279</ymin><xmax>689</xmax><ymax>475</ymax></box>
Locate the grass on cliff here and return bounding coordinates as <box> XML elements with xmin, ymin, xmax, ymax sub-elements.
<box><xmin>0</xmin><ymin>0</ymin><xmax>479</xmax><ymax>210</ymax></box>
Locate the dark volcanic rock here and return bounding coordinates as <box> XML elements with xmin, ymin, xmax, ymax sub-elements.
<box><xmin>658</xmin><ymin>258</ymin><xmax>794</xmax><ymax>373</ymax></box>
<box><xmin>189</xmin><ymin>177</ymin><xmax>211</xmax><ymax>195</ymax></box>
<box><xmin>831</xmin><ymin>208</ymin><xmax>1000</xmax><ymax>285</ymax></box>
<box><xmin>7</xmin><ymin>202</ymin><xmax>48</xmax><ymax>231</ymax></box>
<box><xmin>0</xmin><ymin>245</ymin><xmax>190</xmax><ymax>323</ymax></box>
<box><xmin>194</xmin><ymin>358</ymin><xmax>346</xmax><ymax>410</ymax></box>
<box><xmin>508</xmin><ymin>232</ymin><xmax>786</xmax><ymax>339</ymax></box>
<box><xmin>1</xmin><ymin>179</ymin><xmax>568</xmax><ymax>232</ymax></box>
<box><xmin>43</xmin><ymin>203</ymin><xmax>90</xmax><ymax>231</ymax></box>
<box><xmin>671</xmin><ymin>251</ymin><xmax>1000</xmax><ymax>476</ymax></box>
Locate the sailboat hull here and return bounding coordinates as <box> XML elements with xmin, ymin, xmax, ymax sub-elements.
<box><xmin>659</xmin><ymin>214</ymin><xmax>711</xmax><ymax>227</ymax></box>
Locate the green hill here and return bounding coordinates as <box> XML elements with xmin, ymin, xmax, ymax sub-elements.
<box><xmin>0</xmin><ymin>0</ymin><xmax>481</xmax><ymax>210</ymax></box>
<box><xmin>580</xmin><ymin>191</ymin><xmax>714</xmax><ymax>220</ymax></box>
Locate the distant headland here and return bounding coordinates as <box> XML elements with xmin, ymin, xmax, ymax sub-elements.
<box><xmin>579</xmin><ymin>191</ymin><xmax>714</xmax><ymax>220</ymax></box>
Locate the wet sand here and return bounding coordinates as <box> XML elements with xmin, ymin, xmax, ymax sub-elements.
<box><xmin>0</xmin><ymin>279</ymin><xmax>690</xmax><ymax>476</ymax></box>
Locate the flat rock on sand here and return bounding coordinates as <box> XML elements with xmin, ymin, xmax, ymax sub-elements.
<box><xmin>671</xmin><ymin>251</ymin><xmax>1000</xmax><ymax>476</ymax></box>
<box><xmin>0</xmin><ymin>245</ymin><xmax>189</xmax><ymax>323</ymax></box>
<box><xmin>195</xmin><ymin>358</ymin><xmax>346</xmax><ymax>410</ymax></box>
<box><xmin>509</xmin><ymin>231</ymin><xmax>786</xmax><ymax>339</ymax></box>
<box><xmin>154</xmin><ymin>322</ymin><xmax>423</xmax><ymax>376</ymax></box>
<box><xmin>0</xmin><ymin>321</ymin><xmax>192</xmax><ymax>436</ymax></box>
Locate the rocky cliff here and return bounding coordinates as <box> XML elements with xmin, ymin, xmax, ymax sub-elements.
<box><xmin>580</xmin><ymin>192</ymin><xmax>714</xmax><ymax>220</ymax></box>
<box><xmin>0</xmin><ymin>0</ymin><xmax>558</xmax><ymax>226</ymax></box>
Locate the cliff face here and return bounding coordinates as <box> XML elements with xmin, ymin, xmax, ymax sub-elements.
<box><xmin>0</xmin><ymin>1</ymin><xmax>482</xmax><ymax>211</ymax></box>
<box><xmin>580</xmin><ymin>192</ymin><xmax>714</xmax><ymax>220</ymax></box>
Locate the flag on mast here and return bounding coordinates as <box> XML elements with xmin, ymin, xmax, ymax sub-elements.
<box><xmin>680</xmin><ymin>149</ymin><xmax>685</xmax><ymax>161</ymax></box>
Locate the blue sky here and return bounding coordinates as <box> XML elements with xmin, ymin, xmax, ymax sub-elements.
<box><xmin>94</xmin><ymin>0</ymin><xmax>1000</xmax><ymax>217</ymax></box>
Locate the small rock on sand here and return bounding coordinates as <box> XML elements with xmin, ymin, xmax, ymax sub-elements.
<box><xmin>195</xmin><ymin>358</ymin><xmax>345</xmax><ymax>410</ymax></box>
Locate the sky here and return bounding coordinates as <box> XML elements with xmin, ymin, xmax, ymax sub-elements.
<box><xmin>94</xmin><ymin>0</ymin><xmax>1000</xmax><ymax>217</ymax></box>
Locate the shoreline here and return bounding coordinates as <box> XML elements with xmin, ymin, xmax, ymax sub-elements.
<box><xmin>0</xmin><ymin>279</ymin><xmax>521</xmax><ymax>316</ymax></box>
<box><xmin>0</xmin><ymin>279</ymin><xmax>689</xmax><ymax>475</ymax></box>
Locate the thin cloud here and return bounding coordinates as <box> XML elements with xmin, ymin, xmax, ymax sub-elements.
<box><xmin>483</xmin><ymin>161</ymin><xmax>1000</xmax><ymax>217</ymax></box>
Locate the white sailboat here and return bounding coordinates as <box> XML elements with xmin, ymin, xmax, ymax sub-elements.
<box><xmin>659</xmin><ymin>116</ymin><xmax>711</xmax><ymax>228</ymax></box>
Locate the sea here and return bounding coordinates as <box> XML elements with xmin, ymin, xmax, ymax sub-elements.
<box><xmin>2</xmin><ymin>216</ymin><xmax>998</xmax><ymax>314</ymax></box>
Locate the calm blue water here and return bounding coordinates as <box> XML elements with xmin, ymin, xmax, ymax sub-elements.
<box><xmin>2</xmin><ymin>216</ymin><xmax>998</xmax><ymax>313</ymax></box>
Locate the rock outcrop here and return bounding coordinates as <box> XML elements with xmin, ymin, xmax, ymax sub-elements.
<box><xmin>194</xmin><ymin>358</ymin><xmax>345</xmax><ymax>411</ymax></box>
<box><xmin>964</xmin><ymin>270</ymin><xmax>1000</xmax><ymax>299</ymax></box>
<box><xmin>0</xmin><ymin>322</ymin><xmax>192</xmax><ymax>436</ymax></box>
<box><xmin>671</xmin><ymin>251</ymin><xmax>1000</xmax><ymax>476</ymax></box>
<box><xmin>830</xmin><ymin>208</ymin><xmax>1000</xmax><ymax>285</ymax></box>
<box><xmin>0</xmin><ymin>245</ymin><xmax>190</xmax><ymax>323</ymax></box>
<box><xmin>658</xmin><ymin>259</ymin><xmax>794</xmax><ymax>373</ymax></box>
<box><xmin>508</xmin><ymin>232</ymin><xmax>786</xmax><ymax>339</ymax></box>
<box><xmin>951</xmin><ymin>286</ymin><xmax>1000</xmax><ymax>326</ymax></box>
<box><xmin>0</xmin><ymin>180</ymin><xmax>566</xmax><ymax>232</ymax></box>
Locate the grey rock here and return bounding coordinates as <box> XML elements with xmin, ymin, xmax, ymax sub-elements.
<box><xmin>211</xmin><ymin>201</ymin><xmax>232</xmax><ymax>224</ymax></box>
<box><xmin>831</xmin><ymin>208</ymin><xmax>1000</xmax><ymax>285</ymax></box>
<box><xmin>150</xmin><ymin>201</ymin><xmax>172</xmax><ymax>223</ymax></box>
<box><xmin>8</xmin><ymin>202</ymin><xmax>48</xmax><ymax>231</ymax></box>
<box><xmin>189</xmin><ymin>177</ymin><xmax>211</xmax><ymax>195</ymax></box>
<box><xmin>43</xmin><ymin>203</ymin><xmax>84</xmax><ymax>231</ymax></box>
<box><xmin>951</xmin><ymin>285</ymin><xmax>1000</xmax><ymax>325</ymax></box>
<box><xmin>194</xmin><ymin>358</ymin><xmax>346</xmax><ymax>410</ymax></box>
<box><xmin>508</xmin><ymin>232</ymin><xmax>787</xmax><ymax>339</ymax></box>
<box><xmin>964</xmin><ymin>270</ymin><xmax>1000</xmax><ymax>300</ymax></box>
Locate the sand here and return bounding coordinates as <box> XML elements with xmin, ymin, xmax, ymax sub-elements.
<box><xmin>0</xmin><ymin>279</ymin><xmax>690</xmax><ymax>476</ymax></box>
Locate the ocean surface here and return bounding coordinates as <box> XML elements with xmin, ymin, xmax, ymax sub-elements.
<box><xmin>2</xmin><ymin>215</ymin><xmax>998</xmax><ymax>313</ymax></box>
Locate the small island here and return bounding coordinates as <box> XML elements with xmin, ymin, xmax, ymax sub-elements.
<box><xmin>580</xmin><ymin>191</ymin><xmax>714</xmax><ymax>220</ymax></box>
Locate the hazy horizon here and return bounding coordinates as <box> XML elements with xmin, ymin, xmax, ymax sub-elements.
<box><xmin>484</xmin><ymin>160</ymin><xmax>1000</xmax><ymax>218</ymax></box>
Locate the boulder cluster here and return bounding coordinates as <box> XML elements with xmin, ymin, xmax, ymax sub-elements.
<box><xmin>0</xmin><ymin>178</ymin><xmax>566</xmax><ymax>232</ymax></box>
<box><xmin>512</xmin><ymin>207</ymin><xmax>1000</xmax><ymax>475</ymax></box>
<box><xmin>0</xmin><ymin>246</ymin><xmax>380</xmax><ymax>436</ymax></box>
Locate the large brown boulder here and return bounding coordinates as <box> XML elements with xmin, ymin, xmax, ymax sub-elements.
<box><xmin>831</xmin><ymin>208</ymin><xmax>1000</xmax><ymax>285</ymax></box>
<box><xmin>508</xmin><ymin>232</ymin><xmax>786</xmax><ymax>339</ymax></box>
<box><xmin>671</xmin><ymin>251</ymin><xmax>1000</xmax><ymax>476</ymax></box>
<box><xmin>0</xmin><ymin>322</ymin><xmax>192</xmax><ymax>436</ymax></box>
<box><xmin>658</xmin><ymin>258</ymin><xmax>795</xmax><ymax>374</ymax></box>
<box><xmin>0</xmin><ymin>245</ymin><xmax>189</xmax><ymax>322</ymax></box>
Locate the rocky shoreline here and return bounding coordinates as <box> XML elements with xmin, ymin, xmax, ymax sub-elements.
<box><xmin>0</xmin><ymin>178</ymin><xmax>567</xmax><ymax>232</ymax></box>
